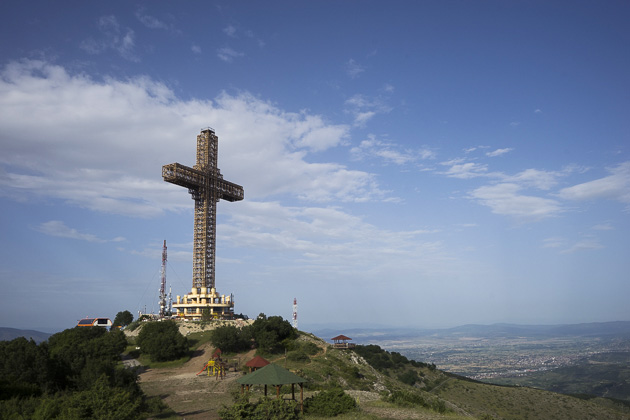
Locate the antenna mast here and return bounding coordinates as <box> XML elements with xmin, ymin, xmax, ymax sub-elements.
<box><xmin>159</xmin><ymin>240</ymin><xmax>167</xmax><ymax>318</ymax></box>
<box><xmin>292</xmin><ymin>298</ymin><xmax>298</xmax><ymax>330</ymax></box>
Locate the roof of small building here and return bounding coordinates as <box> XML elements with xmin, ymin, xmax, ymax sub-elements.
<box><xmin>245</xmin><ymin>355</ymin><xmax>270</xmax><ymax>368</ymax></box>
<box><xmin>236</xmin><ymin>363</ymin><xmax>306</xmax><ymax>385</ymax></box>
<box><xmin>331</xmin><ymin>334</ymin><xmax>352</xmax><ymax>341</ymax></box>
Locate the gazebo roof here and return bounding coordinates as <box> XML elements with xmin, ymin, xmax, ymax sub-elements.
<box><xmin>237</xmin><ymin>363</ymin><xmax>306</xmax><ymax>385</ymax></box>
<box><xmin>331</xmin><ymin>334</ymin><xmax>352</xmax><ymax>341</ymax></box>
<box><xmin>245</xmin><ymin>355</ymin><xmax>270</xmax><ymax>368</ymax></box>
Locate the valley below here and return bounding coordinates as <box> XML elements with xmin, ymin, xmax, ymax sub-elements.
<box><xmin>320</xmin><ymin>321</ymin><xmax>630</xmax><ymax>402</ymax></box>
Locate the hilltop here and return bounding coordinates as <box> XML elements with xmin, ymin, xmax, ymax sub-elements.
<box><xmin>0</xmin><ymin>327</ymin><xmax>52</xmax><ymax>343</ymax></box>
<box><xmin>127</xmin><ymin>321</ymin><xmax>630</xmax><ymax>419</ymax></box>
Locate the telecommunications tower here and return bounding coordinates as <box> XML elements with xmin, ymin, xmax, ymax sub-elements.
<box><xmin>292</xmin><ymin>298</ymin><xmax>298</xmax><ymax>330</ymax></box>
<box><xmin>159</xmin><ymin>240</ymin><xmax>167</xmax><ymax>318</ymax></box>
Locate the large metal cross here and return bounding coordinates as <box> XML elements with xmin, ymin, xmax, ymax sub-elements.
<box><xmin>162</xmin><ymin>128</ymin><xmax>244</xmax><ymax>291</ymax></box>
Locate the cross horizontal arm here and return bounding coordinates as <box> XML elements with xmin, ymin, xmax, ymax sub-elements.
<box><xmin>162</xmin><ymin>162</ymin><xmax>244</xmax><ymax>201</ymax></box>
<box><xmin>163</xmin><ymin>163</ymin><xmax>203</xmax><ymax>189</ymax></box>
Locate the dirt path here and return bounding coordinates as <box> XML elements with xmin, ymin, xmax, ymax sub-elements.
<box><xmin>139</xmin><ymin>343</ymin><xmax>252</xmax><ymax>419</ymax></box>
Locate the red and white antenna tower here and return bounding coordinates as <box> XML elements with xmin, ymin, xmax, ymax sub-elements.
<box><xmin>159</xmin><ymin>240</ymin><xmax>167</xmax><ymax>318</ymax></box>
<box><xmin>292</xmin><ymin>298</ymin><xmax>298</xmax><ymax>330</ymax></box>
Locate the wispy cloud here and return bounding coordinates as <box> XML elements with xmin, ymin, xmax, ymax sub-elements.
<box><xmin>469</xmin><ymin>183</ymin><xmax>562</xmax><ymax>220</ymax></box>
<box><xmin>344</xmin><ymin>94</ymin><xmax>391</xmax><ymax>127</ymax></box>
<box><xmin>486</xmin><ymin>148</ymin><xmax>513</xmax><ymax>157</ymax></box>
<box><xmin>351</xmin><ymin>135</ymin><xmax>435</xmax><ymax>165</ymax></box>
<box><xmin>217</xmin><ymin>47</ymin><xmax>244</xmax><ymax>62</ymax></box>
<box><xmin>560</xmin><ymin>238</ymin><xmax>604</xmax><ymax>254</ymax></box>
<box><xmin>592</xmin><ymin>223</ymin><xmax>613</xmax><ymax>231</ymax></box>
<box><xmin>223</xmin><ymin>25</ymin><xmax>237</xmax><ymax>37</ymax></box>
<box><xmin>80</xmin><ymin>16</ymin><xmax>139</xmax><ymax>62</ymax></box>
<box><xmin>440</xmin><ymin>159</ymin><xmax>489</xmax><ymax>179</ymax></box>
<box><xmin>558</xmin><ymin>161</ymin><xmax>630</xmax><ymax>205</ymax></box>
<box><xmin>191</xmin><ymin>44</ymin><xmax>202</xmax><ymax>54</ymax></box>
<box><xmin>135</xmin><ymin>9</ymin><xmax>170</xmax><ymax>30</ymax></box>
<box><xmin>33</xmin><ymin>221</ymin><xmax>125</xmax><ymax>243</ymax></box>
<box><xmin>345</xmin><ymin>59</ymin><xmax>365</xmax><ymax>78</ymax></box>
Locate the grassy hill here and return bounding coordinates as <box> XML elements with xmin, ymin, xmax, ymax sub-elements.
<box><xmin>131</xmin><ymin>322</ymin><xmax>630</xmax><ymax>419</ymax></box>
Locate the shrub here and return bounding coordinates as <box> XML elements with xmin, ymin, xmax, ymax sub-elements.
<box><xmin>398</xmin><ymin>369</ymin><xmax>419</xmax><ymax>386</ymax></box>
<box><xmin>287</xmin><ymin>350</ymin><xmax>310</xmax><ymax>363</ymax></box>
<box><xmin>304</xmin><ymin>388</ymin><xmax>357</xmax><ymax>416</ymax></box>
<box><xmin>210</xmin><ymin>325</ymin><xmax>249</xmax><ymax>353</ymax></box>
<box><xmin>246</xmin><ymin>315</ymin><xmax>297</xmax><ymax>354</ymax></box>
<box><xmin>219</xmin><ymin>395</ymin><xmax>300</xmax><ymax>420</ymax></box>
<box><xmin>136</xmin><ymin>321</ymin><xmax>188</xmax><ymax>362</ymax></box>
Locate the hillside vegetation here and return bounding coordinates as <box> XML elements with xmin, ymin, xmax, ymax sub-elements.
<box><xmin>3</xmin><ymin>318</ymin><xmax>628</xmax><ymax>419</ymax></box>
<box><xmin>130</xmin><ymin>319</ymin><xmax>630</xmax><ymax>419</ymax></box>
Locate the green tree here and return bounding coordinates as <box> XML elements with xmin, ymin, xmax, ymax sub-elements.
<box><xmin>0</xmin><ymin>337</ymin><xmax>52</xmax><ymax>398</ymax></box>
<box><xmin>136</xmin><ymin>321</ymin><xmax>188</xmax><ymax>362</ymax></box>
<box><xmin>210</xmin><ymin>325</ymin><xmax>249</xmax><ymax>353</ymax></box>
<box><xmin>47</xmin><ymin>327</ymin><xmax>129</xmax><ymax>391</ymax></box>
<box><xmin>247</xmin><ymin>315</ymin><xmax>297</xmax><ymax>354</ymax></box>
<box><xmin>113</xmin><ymin>310</ymin><xmax>134</xmax><ymax>327</ymax></box>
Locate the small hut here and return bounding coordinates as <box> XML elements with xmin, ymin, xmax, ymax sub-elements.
<box><xmin>237</xmin><ymin>363</ymin><xmax>307</xmax><ymax>411</ymax></box>
<box><xmin>245</xmin><ymin>355</ymin><xmax>270</xmax><ymax>372</ymax></box>
<box><xmin>331</xmin><ymin>334</ymin><xmax>355</xmax><ymax>349</ymax></box>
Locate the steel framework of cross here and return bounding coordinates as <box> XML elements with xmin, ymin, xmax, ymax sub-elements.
<box><xmin>162</xmin><ymin>128</ymin><xmax>244</xmax><ymax>291</ymax></box>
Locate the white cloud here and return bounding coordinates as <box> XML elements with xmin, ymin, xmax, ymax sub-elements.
<box><xmin>217</xmin><ymin>47</ymin><xmax>244</xmax><ymax>62</ymax></box>
<box><xmin>351</xmin><ymin>135</ymin><xmax>435</xmax><ymax>165</ymax></box>
<box><xmin>80</xmin><ymin>16</ymin><xmax>139</xmax><ymax>62</ymax></box>
<box><xmin>592</xmin><ymin>223</ymin><xmax>613</xmax><ymax>231</ymax></box>
<box><xmin>440</xmin><ymin>159</ymin><xmax>489</xmax><ymax>179</ymax></box>
<box><xmin>135</xmin><ymin>9</ymin><xmax>170</xmax><ymax>30</ymax></box>
<box><xmin>503</xmin><ymin>168</ymin><xmax>559</xmax><ymax>190</ymax></box>
<box><xmin>33</xmin><ymin>220</ymin><xmax>125</xmax><ymax>243</ymax></box>
<box><xmin>558</xmin><ymin>162</ymin><xmax>630</xmax><ymax>205</ymax></box>
<box><xmin>486</xmin><ymin>148</ymin><xmax>513</xmax><ymax>157</ymax></box>
<box><xmin>191</xmin><ymin>45</ymin><xmax>202</xmax><ymax>54</ymax></box>
<box><xmin>469</xmin><ymin>183</ymin><xmax>562</xmax><ymax>220</ymax></box>
<box><xmin>220</xmin><ymin>201</ymin><xmax>448</xmax><ymax>276</ymax></box>
<box><xmin>560</xmin><ymin>238</ymin><xmax>604</xmax><ymax>254</ymax></box>
<box><xmin>0</xmin><ymin>60</ymin><xmax>384</xmax><ymax>217</ymax></box>
<box><xmin>223</xmin><ymin>25</ymin><xmax>237</xmax><ymax>37</ymax></box>
<box><xmin>344</xmin><ymin>94</ymin><xmax>391</xmax><ymax>127</ymax></box>
<box><xmin>345</xmin><ymin>59</ymin><xmax>365</xmax><ymax>78</ymax></box>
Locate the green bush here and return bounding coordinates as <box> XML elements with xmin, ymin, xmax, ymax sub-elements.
<box><xmin>287</xmin><ymin>350</ymin><xmax>310</xmax><ymax>363</ymax></box>
<box><xmin>219</xmin><ymin>394</ymin><xmax>300</xmax><ymax>420</ymax></box>
<box><xmin>136</xmin><ymin>321</ymin><xmax>189</xmax><ymax>362</ymax></box>
<box><xmin>210</xmin><ymin>325</ymin><xmax>250</xmax><ymax>353</ymax></box>
<box><xmin>302</xmin><ymin>341</ymin><xmax>320</xmax><ymax>356</ymax></box>
<box><xmin>397</xmin><ymin>369</ymin><xmax>419</xmax><ymax>386</ymax></box>
<box><xmin>304</xmin><ymin>388</ymin><xmax>357</xmax><ymax>416</ymax></box>
<box><xmin>247</xmin><ymin>314</ymin><xmax>298</xmax><ymax>354</ymax></box>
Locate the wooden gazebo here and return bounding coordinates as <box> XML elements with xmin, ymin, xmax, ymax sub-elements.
<box><xmin>331</xmin><ymin>334</ymin><xmax>355</xmax><ymax>349</ymax></box>
<box><xmin>237</xmin><ymin>363</ymin><xmax>307</xmax><ymax>411</ymax></box>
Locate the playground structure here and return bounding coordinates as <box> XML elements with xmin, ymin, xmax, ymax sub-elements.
<box><xmin>196</xmin><ymin>348</ymin><xmax>237</xmax><ymax>380</ymax></box>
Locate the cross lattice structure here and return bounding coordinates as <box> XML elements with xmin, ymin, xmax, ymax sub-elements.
<box><xmin>162</xmin><ymin>128</ymin><xmax>244</xmax><ymax>291</ymax></box>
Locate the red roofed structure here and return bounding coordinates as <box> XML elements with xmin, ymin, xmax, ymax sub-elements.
<box><xmin>331</xmin><ymin>334</ymin><xmax>355</xmax><ymax>349</ymax></box>
<box><xmin>245</xmin><ymin>355</ymin><xmax>270</xmax><ymax>372</ymax></box>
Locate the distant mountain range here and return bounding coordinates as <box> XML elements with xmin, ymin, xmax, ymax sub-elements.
<box><xmin>313</xmin><ymin>320</ymin><xmax>630</xmax><ymax>343</ymax></box>
<box><xmin>0</xmin><ymin>327</ymin><xmax>52</xmax><ymax>343</ymax></box>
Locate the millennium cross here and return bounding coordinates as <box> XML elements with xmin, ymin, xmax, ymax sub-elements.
<box><xmin>162</xmin><ymin>128</ymin><xmax>244</xmax><ymax>291</ymax></box>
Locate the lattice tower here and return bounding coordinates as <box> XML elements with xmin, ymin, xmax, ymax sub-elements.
<box><xmin>162</xmin><ymin>128</ymin><xmax>244</xmax><ymax>291</ymax></box>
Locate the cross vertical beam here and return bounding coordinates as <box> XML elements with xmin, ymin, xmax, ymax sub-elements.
<box><xmin>162</xmin><ymin>128</ymin><xmax>244</xmax><ymax>291</ymax></box>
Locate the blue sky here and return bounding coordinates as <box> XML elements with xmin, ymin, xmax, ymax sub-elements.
<box><xmin>1</xmin><ymin>1</ymin><xmax>628</xmax><ymax>333</ymax></box>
